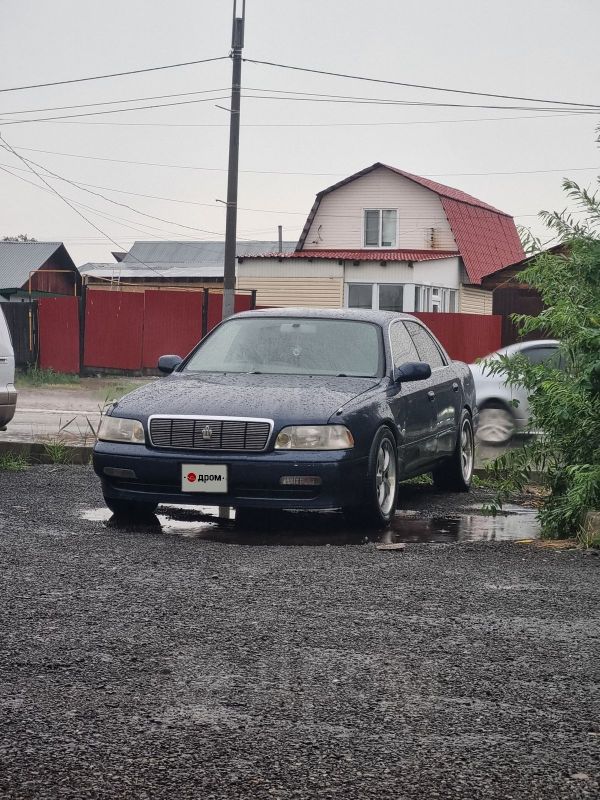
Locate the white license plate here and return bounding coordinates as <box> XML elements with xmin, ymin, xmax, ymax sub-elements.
<box><xmin>181</xmin><ymin>464</ymin><xmax>228</xmax><ymax>494</ymax></box>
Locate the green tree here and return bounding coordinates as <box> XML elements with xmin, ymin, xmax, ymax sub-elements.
<box><xmin>2</xmin><ymin>234</ymin><xmax>37</xmax><ymax>242</ymax></box>
<box><xmin>485</xmin><ymin>168</ymin><xmax>600</xmax><ymax>542</ymax></box>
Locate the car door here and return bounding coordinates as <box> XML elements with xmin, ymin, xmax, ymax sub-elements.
<box><xmin>404</xmin><ymin>321</ymin><xmax>461</xmax><ymax>458</ymax></box>
<box><xmin>511</xmin><ymin>343</ymin><xmax>561</xmax><ymax>427</ymax></box>
<box><xmin>387</xmin><ymin>321</ymin><xmax>438</xmax><ymax>473</ymax></box>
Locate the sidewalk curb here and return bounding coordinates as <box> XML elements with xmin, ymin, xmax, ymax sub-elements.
<box><xmin>0</xmin><ymin>439</ymin><xmax>546</xmax><ymax>481</ymax></box>
<box><xmin>0</xmin><ymin>440</ymin><xmax>93</xmax><ymax>465</ymax></box>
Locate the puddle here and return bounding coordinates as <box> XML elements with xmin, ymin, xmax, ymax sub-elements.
<box><xmin>80</xmin><ymin>503</ymin><xmax>540</xmax><ymax>545</ymax></box>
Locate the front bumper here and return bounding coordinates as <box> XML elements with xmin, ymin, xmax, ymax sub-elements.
<box><xmin>93</xmin><ymin>442</ymin><xmax>368</xmax><ymax>510</ymax></box>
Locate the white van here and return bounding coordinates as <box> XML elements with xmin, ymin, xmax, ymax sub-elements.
<box><xmin>0</xmin><ymin>307</ymin><xmax>17</xmax><ymax>430</ymax></box>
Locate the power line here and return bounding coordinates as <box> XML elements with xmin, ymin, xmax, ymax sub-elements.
<box><xmin>34</xmin><ymin>111</ymin><xmax>593</xmax><ymax>129</ymax></box>
<box><xmin>4</xmin><ymin>85</ymin><xmax>598</xmax><ymax>118</ymax></box>
<box><xmin>0</xmin><ymin>87</ymin><xmax>231</xmax><ymax>116</ymax></box>
<box><xmin>12</xmin><ymin>145</ymin><xmax>600</xmax><ymax>178</ymax></box>
<box><xmin>244</xmin><ymin>57</ymin><xmax>600</xmax><ymax>110</ymax></box>
<box><xmin>1</xmin><ymin>160</ymin><xmax>577</xmax><ymax>221</ymax></box>
<box><xmin>0</xmin><ymin>138</ymin><xmax>168</xmax><ymax>279</ymax></box>
<box><xmin>7</xmin><ymin>147</ymin><xmax>242</xmax><ymax>238</ymax></box>
<box><xmin>0</xmin><ymin>56</ymin><xmax>230</xmax><ymax>94</ymax></box>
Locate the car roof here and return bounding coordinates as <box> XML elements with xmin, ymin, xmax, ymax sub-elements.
<box><xmin>232</xmin><ymin>307</ymin><xmax>417</xmax><ymax>325</ymax></box>
<box><xmin>500</xmin><ymin>339</ymin><xmax>560</xmax><ymax>356</ymax></box>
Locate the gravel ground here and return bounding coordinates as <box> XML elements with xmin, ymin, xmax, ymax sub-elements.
<box><xmin>0</xmin><ymin>465</ymin><xmax>598</xmax><ymax>800</ymax></box>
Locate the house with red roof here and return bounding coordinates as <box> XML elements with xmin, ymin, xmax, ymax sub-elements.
<box><xmin>237</xmin><ymin>163</ymin><xmax>525</xmax><ymax>314</ymax></box>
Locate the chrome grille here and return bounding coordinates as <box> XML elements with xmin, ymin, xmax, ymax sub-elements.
<box><xmin>149</xmin><ymin>416</ymin><xmax>272</xmax><ymax>452</ymax></box>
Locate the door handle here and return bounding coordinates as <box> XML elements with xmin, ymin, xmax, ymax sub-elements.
<box><xmin>452</xmin><ymin>382</ymin><xmax>459</xmax><ymax>392</ymax></box>
<box><xmin>427</xmin><ymin>391</ymin><xmax>435</xmax><ymax>401</ymax></box>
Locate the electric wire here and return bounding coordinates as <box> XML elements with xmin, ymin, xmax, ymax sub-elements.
<box><xmin>0</xmin><ymin>56</ymin><xmax>230</xmax><ymax>94</ymax></box>
<box><xmin>243</xmin><ymin>57</ymin><xmax>600</xmax><ymax>110</ymax></box>
<box><xmin>0</xmin><ymin>137</ymin><xmax>168</xmax><ymax>280</ymax></box>
<box><xmin>11</xmin><ymin>145</ymin><xmax>600</xmax><ymax>178</ymax></box>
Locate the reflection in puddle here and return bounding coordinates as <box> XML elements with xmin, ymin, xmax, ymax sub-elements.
<box><xmin>80</xmin><ymin>503</ymin><xmax>540</xmax><ymax>546</ymax></box>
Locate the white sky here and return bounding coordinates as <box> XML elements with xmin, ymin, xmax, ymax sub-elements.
<box><xmin>1</xmin><ymin>0</ymin><xmax>599</xmax><ymax>266</ymax></box>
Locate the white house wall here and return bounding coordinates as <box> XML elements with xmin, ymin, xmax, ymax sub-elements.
<box><xmin>343</xmin><ymin>257</ymin><xmax>461</xmax><ymax>288</ymax></box>
<box><xmin>304</xmin><ymin>166</ymin><xmax>457</xmax><ymax>251</ymax></box>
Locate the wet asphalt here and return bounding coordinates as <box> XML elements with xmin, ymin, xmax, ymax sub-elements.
<box><xmin>0</xmin><ymin>465</ymin><xmax>598</xmax><ymax>799</ymax></box>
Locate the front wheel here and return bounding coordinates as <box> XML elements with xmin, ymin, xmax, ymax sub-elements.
<box><xmin>477</xmin><ymin>403</ymin><xmax>515</xmax><ymax>445</ymax></box>
<box><xmin>432</xmin><ymin>411</ymin><xmax>474</xmax><ymax>492</ymax></box>
<box><xmin>345</xmin><ymin>428</ymin><xmax>398</xmax><ymax>528</ymax></box>
<box><xmin>103</xmin><ymin>496</ymin><xmax>158</xmax><ymax>518</ymax></box>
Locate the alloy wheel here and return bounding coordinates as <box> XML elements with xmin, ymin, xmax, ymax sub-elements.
<box><xmin>477</xmin><ymin>407</ymin><xmax>515</xmax><ymax>444</ymax></box>
<box><xmin>375</xmin><ymin>438</ymin><xmax>397</xmax><ymax>515</ymax></box>
<box><xmin>461</xmin><ymin>419</ymin><xmax>474</xmax><ymax>483</ymax></box>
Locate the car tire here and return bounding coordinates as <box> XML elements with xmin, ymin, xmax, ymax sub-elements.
<box><xmin>345</xmin><ymin>427</ymin><xmax>398</xmax><ymax>528</ymax></box>
<box><xmin>103</xmin><ymin>496</ymin><xmax>158</xmax><ymax>518</ymax></box>
<box><xmin>432</xmin><ymin>410</ymin><xmax>474</xmax><ymax>492</ymax></box>
<box><xmin>477</xmin><ymin>402</ymin><xmax>515</xmax><ymax>445</ymax></box>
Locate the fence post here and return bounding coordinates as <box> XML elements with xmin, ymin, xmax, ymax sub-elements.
<box><xmin>250</xmin><ymin>289</ymin><xmax>257</xmax><ymax>310</ymax></box>
<box><xmin>78</xmin><ymin>284</ymin><xmax>87</xmax><ymax>375</ymax></box>
<box><xmin>202</xmin><ymin>289</ymin><xmax>209</xmax><ymax>338</ymax></box>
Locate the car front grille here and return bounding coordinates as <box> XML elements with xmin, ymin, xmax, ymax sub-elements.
<box><xmin>149</xmin><ymin>416</ymin><xmax>272</xmax><ymax>452</ymax></box>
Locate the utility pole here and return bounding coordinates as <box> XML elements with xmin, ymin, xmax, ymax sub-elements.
<box><xmin>222</xmin><ymin>0</ymin><xmax>246</xmax><ymax>320</ymax></box>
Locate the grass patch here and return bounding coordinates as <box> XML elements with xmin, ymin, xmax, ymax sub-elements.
<box><xmin>16</xmin><ymin>366</ymin><xmax>79</xmax><ymax>387</ymax></box>
<box><xmin>0</xmin><ymin>452</ymin><xmax>29</xmax><ymax>471</ymax></box>
<box><xmin>400</xmin><ymin>473</ymin><xmax>433</xmax><ymax>486</ymax></box>
<box><xmin>43</xmin><ymin>439</ymin><xmax>73</xmax><ymax>464</ymax></box>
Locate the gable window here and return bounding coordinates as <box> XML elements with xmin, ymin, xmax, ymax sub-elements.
<box><xmin>364</xmin><ymin>209</ymin><xmax>397</xmax><ymax>248</ymax></box>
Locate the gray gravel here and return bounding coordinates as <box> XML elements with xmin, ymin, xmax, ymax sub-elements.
<box><xmin>0</xmin><ymin>465</ymin><xmax>598</xmax><ymax>800</ymax></box>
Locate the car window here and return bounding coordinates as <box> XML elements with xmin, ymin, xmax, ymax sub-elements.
<box><xmin>390</xmin><ymin>322</ymin><xmax>419</xmax><ymax>368</ymax></box>
<box><xmin>521</xmin><ymin>346</ymin><xmax>560</xmax><ymax>366</ymax></box>
<box><xmin>184</xmin><ymin>317</ymin><xmax>384</xmax><ymax>377</ymax></box>
<box><xmin>404</xmin><ymin>321</ymin><xmax>445</xmax><ymax>369</ymax></box>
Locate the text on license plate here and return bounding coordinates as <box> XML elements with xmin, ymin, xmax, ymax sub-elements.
<box><xmin>181</xmin><ymin>464</ymin><xmax>228</xmax><ymax>493</ymax></box>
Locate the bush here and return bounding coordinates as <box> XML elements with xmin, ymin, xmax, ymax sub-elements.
<box><xmin>484</xmin><ymin>174</ymin><xmax>600</xmax><ymax>540</ymax></box>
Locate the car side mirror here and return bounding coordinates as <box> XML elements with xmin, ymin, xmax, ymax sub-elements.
<box><xmin>394</xmin><ymin>361</ymin><xmax>432</xmax><ymax>383</ymax></box>
<box><xmin>158</xmin><ymin>354</ymin><xmax>183</xmax><ymax>374</ymax></box>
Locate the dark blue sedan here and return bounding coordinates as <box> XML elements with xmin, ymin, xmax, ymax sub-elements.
<box><xmin>93</xmin><ymin>308</ymin><xmax>477</xmax><ymax>526</ymax></box>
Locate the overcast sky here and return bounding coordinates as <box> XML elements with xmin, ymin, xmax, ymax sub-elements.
<box><xmin>1</xmin><ymin>0</ymin><xmax>599</xmax><ymax>266</ymax></box>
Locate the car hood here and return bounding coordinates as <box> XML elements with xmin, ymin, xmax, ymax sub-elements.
<box><xmin>112</xmin><ymin>372</ymin><xmax>381</xmax><ymax>425</ymax></box>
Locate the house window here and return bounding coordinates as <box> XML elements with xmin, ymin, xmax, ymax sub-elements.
<box><xmin>364</xmin><ymin>209</ymin><xmax>397</xmax><ymax>247</ymax></box>
<box><xmin>378</xmin><ymin>284</ymin><xmax>404</xmax><ymax>313</ymax></box>
<box><xmin>347</xmin><ymin>283</ymin><xmax>405</xmax><ymax>312</ymax></box>
<box><xmin>347</xmin><ymin>284</ymin><xmax>374</xmax><ymax>309</ymax></box>
<box><xmin>415</xmin><ymin>285</ymin><xmax>457</xmax><ymax>313</ymax></box>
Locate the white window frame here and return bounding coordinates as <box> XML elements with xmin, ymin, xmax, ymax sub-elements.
<box><xmin>345</xmin><ymin>282</ymin><xmax>405</xmax><ymax>312</ymax></box>
<box><xmin>415</xmin><ymin>285</ymin><xmax>457</xmax><ymax>313</ymax></box>
<box><xmin>363</xmin><ymin>209</ymin><xmax>398</xmax><ymax>248</ymax></box>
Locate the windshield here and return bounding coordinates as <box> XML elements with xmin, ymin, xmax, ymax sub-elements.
<box><xmin>184</xmin><ymin>317</ymin><xmax>383</xmax><ymax>377</ymax></box>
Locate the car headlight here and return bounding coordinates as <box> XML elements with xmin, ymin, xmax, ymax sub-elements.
<box><xmin>275</xmin><ymin>425</ymin><xmax>354</xmax><ymax>450</ymax></box>
<box><xmin>98</xmin><ymin>416</ymin><xmax>145</xmax><ymax>444</ymax></box>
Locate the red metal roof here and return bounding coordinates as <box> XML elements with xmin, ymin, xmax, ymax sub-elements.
<box><xmin>244</xmin><ymin>249</ymin><xmax>459</xmax><ymax>262</ymax></box>
<box><xmin>296</xmin><ymin>163</ymin><xmax>525</xmax><ymax>283</ymax></box>
<box><xmin>440</xmin><ymin>198</ymin><xmax>525</xmax><ymax>283</ymax></box>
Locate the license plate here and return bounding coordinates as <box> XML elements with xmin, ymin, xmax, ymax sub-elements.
<box><xmin>181</xmin><ymin>464</ymin><xmax>228</xmax><ymax>494</ymax></box>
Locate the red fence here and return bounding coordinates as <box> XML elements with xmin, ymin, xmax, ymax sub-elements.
<box><xmin>38</xmin><ymin>296</ymin><xmax>80</xmax><ymax>374</ymax></box>
<box><xmin>36</xmin><ymin>292</ymin><xmax>502</xmax><ymax>374</ymax></box>
<box><xmin>81</xmin><ymin>289</ymin><xmax>254</xmax><ymax>372</ymax></box>
<box><xmin>414</xmin><ymin>312</ymin><xmax>501</xmax><ymax>363</ymax></box>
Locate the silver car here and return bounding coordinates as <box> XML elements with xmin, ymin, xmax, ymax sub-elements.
<box><xmin>469</xmin><ymin>340</ymin><xmax>560</xmax><ymax>444</ymax></box>
<box><xmin>0</xmin><ymin>307</ymin><xmax>17</xmax><ymax>431</ymax></box>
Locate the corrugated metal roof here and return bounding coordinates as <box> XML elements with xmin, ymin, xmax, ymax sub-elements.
<box><xmin>245</xmin><ymin>249</ymin><xmax>459</xmax><ymax>262</ymax></box>
<box><xmin>80</xmin><ymin>240</ymin><xmax>297</xmax><ymax>279</ymax></box>
<box><xmin>0</xmin><ymin>241</ymin><xmax>64</xmax><ymax>290</ymax></box>
<box><xmin>79</xmin><ymin>263</ymin><xmax>226</xmax><ymax>279</ymax></box>
<box><xmin>122</xmin><ymin>240</ymin><xmax>296</xmax><ymax>265</ymax></box>
<box><xmin>440</xmin><ymin>199</ymin><xmax>525</xmax><ymax>284</ymax></box>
